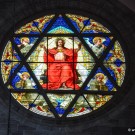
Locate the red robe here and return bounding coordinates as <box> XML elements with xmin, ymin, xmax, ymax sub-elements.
<box><xmin>42</xmin><ymin>48</ymin><xmax>80</xmax><ymax>90</ymax></box>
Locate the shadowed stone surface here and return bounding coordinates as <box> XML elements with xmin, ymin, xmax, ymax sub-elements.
<box><xmin>0</xmin><ymin>0</ymin><xmax>135</xmax><ymax>135</ymax></box>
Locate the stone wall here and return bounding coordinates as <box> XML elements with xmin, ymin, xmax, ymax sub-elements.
<box><xmin>0</xmin><ymin>0</ymin><xmax>135</xmax><ymax>135</ymax></box>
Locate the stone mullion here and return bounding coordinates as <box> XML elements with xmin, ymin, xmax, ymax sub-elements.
<box><xmin>10</xmin><ymin>89</ymin><xmax>116</xmax><ymax>95</ymax></box>
<box><xmin>14</xmin><ymin>33</ymin><xmax>113</xmax><ymax>37</ymax></box>
<box><xmin>62</xmin><ymin>94</ymin><xmax>80</xmax><ymax>118</ymax></box>
<box><xmin>82</xmin><ymin>94</ymin><xmax>93</xmax><ymax>110</ymax></box>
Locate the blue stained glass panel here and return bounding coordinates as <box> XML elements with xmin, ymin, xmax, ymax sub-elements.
<box><xmin>48</xmin><ymin>16</ymin><xmax>74</xmax><ymax>33</ymax></box>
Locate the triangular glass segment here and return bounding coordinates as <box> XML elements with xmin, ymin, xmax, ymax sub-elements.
<box><xmin>1</xmin><ymin>41</ymin><xmax>20</xmax><ymax>61</ymax></box>
<box><xmin>82</xmin><ymin>19</ymin><xmax>110</xmax><ymax>33</ymax></box>
<box><xmin>8</xmin><ymin>65</ymin><xmax>38</xmax><ymax>90</ymax></box>
<box><xmin>104</xmin><ymin>63</ymin><xmax>126</xmax><ymax>87</ymax></box>
<box><xmin>1</xmin><ymin>62</ymin><xmax>19</xmax><ymax>84</ymax></box>
<box><xmin>12</xmin><ymin>93</ymin><xmax>54</xmax><ymax>117</ymax></box>
<box><xmin>86</xmin><ymin>68</ymin><xmax>116</xmax><ymax>91</ymax></box>
<box><xmin>47</xmin><ymin>94</ymin><xmax>75</xmax><ymax>117</ymax></box>
<box><xmin>83</xmin><ymin>37</ymin><xmax>113</xmax><ymax>58</ymax></box>
<box><xmin>48</xmin><ymin>15</ymin><xmax>74</xmax><ymax>34</ymax></box>
<box><xmin>15</xmin><ymin>22</ymin><xmax>40</xmax><ymax>34</ymax></box>
<box><xmin>104</xmin><ymin>41</ymin><xmax>125</xmax><ymax>63</ymax></box>
<box><xmin>67</xmin><ymin>95</ymin><xmax>92</xmax><ymax>117</ymax></box>
<box><xmin>92</xmin><ymin>94</ymin><xmax>113</xmax><ymax>111</ymax></box>
<box><xmin>66</xmin><ymin>14</ymin><xmax>90</xmax><ymax>32</ymax></box>
<box><xmin>33</xmin><ymin>15</ymin><xmax>55</xmax><ymax>32</ymax></box>
<box><xmin>14</xmin><ymin>37</ymin><xmax>38</xmax><ymax>56</ymax></box>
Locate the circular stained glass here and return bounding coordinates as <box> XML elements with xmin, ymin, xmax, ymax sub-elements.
<box><xmin>1</xmin><ymin>14</ymin><xmax>126</xmax><ymax>119</ymax></box>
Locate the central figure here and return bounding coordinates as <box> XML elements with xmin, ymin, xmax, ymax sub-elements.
<box><xmin>41</xmin><ymin>38</ymin><xmax>81</xmax><ymax>90</ymax></box>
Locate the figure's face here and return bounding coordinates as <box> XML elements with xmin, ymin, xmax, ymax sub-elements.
<box><xmin>57</xmin><ymin>40</ymin><xmax>63</xmax><ymax>47</ymax></box>
<box><xmin>22</xmin><ymin>75</ymin><xmax>28</xmax><ymax>80</ymax></box>
<box><xmin>22</xmin><ymin>39</ymin><xmax>29</xmax><ymax>46</ymax></box>
<box><xmin>96</xmin><ymin>39</ymin><xmax>102</xmax><ymax>45</ymax></box>
<box><xmin>96</xmin><ymin>76</ymin><xmax>103</xmax><ymax>83</ymax></box>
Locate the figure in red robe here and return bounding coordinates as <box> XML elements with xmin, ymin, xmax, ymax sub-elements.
<box><xmin>41</xmin><ymin>38</ymin><xmax>81</xmax><ymax>90</ymax></box>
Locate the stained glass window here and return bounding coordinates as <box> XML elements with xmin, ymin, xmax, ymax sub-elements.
<box><xmin>0</xmin><ymin>14</ymin><xmax>126</xmax><ymax>119</ymax></box>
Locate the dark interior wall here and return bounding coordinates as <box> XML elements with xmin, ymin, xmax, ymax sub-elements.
<box><xmin>0</xmin><ymin>0</ymin><xmax>135</xmax><ymax>135</ymax></box>
<box><xmin>119</xmin><ymin>0</ymin><xmax>135</xmax><ymax>12</ymax></box>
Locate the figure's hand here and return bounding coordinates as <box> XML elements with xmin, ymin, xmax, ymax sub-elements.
<box><xmin>102</xmin><ymin>44</ymin><xmax>105</xmax><ymax>49</ymax></box>
<box><xmin>40</xmin><ymin>44</ymin><xmax>44</xmax><ymax>48</ymax></box>
<box><xmin>40</xmin><ymin>44</ymin><xmax>47</xmax><ymax>52</ymax></box>
<box><xmin>75</xmin><ymin>42</ymin><xmax>82</xmax><ymax>52</ymax></box>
